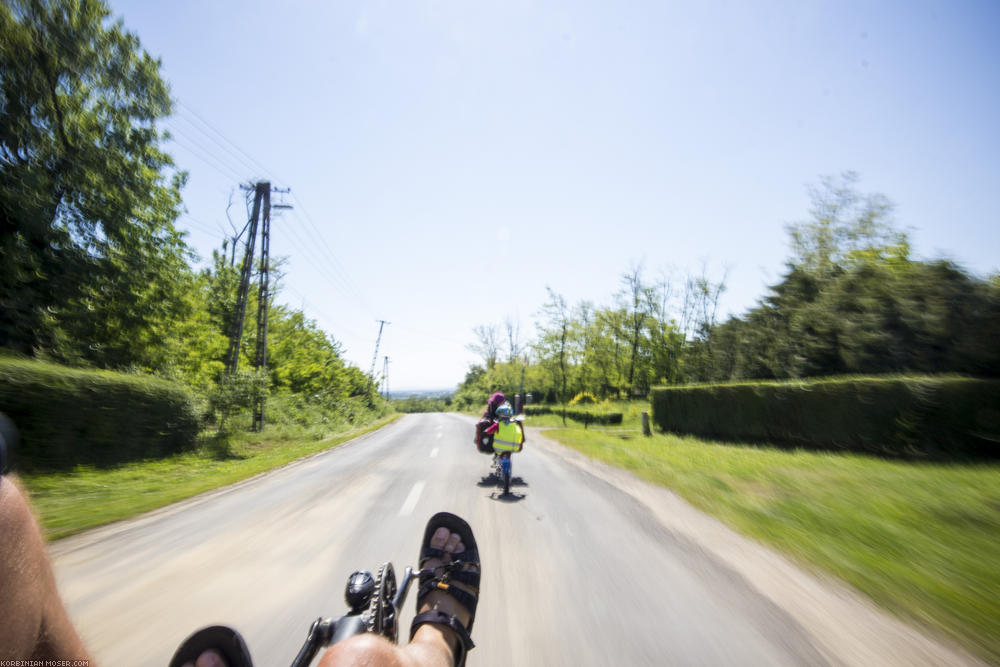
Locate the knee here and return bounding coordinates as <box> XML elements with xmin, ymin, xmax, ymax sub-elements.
<box><xmin>317</xmin><ymin>633</ymin><xmax>407</xmax><ymax>667</ymax></box>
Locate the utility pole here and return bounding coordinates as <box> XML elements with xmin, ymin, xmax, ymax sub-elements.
<box><xmin>382</xmin><ymin>356</ymin><xmax>390</xmax><ymax>400</ymax></box>
<box><xmin>252</xmin><ymin>185</ymin><xmax>291</xmax><ymax>432</ymax></box>
<box><xmin>225</xmin><ymin>183</ymin><xmax>263</xmax><ymax>376</ymax></box>
<box><xmin>369</xmin><ymin>320</ymin><xmax>390</xmax><ymax>380</ymax></box>
<box><xmin>224</xmin><ymin>181</ymin><xmax>291</xmax><ymax>432</ymax></box>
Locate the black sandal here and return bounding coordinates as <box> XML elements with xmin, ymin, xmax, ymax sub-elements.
<box><xmin>168</xmin><ymin>625</ymin><xmax>254</xmax><ymax>667</ymax></box>
<box><xmin>410</xmin><ymin>512</ymin><xmax>480</xmax><ymax>667</ymax></box>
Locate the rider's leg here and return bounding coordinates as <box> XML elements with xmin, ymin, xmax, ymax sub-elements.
<box><xmin>0</xmin><ymin>475</ymin><xmax>91</xmax><ymax>662</ymax></box>
<box><xmin>317</xmin><ymin>528</ymin><xmax>471</xmax><ymax>667</ymax></box>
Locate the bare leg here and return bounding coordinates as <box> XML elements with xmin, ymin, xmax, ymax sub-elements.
<box><xmin>318</xmin><ymin>527</ymin><xmax>473</xmax><ymax>667</ymax></box>
<box><xmin>0</xmin><ymin>475</ymin><xmax>91</xmax><ymax>662</ymax></box>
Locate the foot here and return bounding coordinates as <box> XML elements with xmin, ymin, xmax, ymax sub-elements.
<box><xmin>413</xmin><ymin>527</ymin><xmax>473</xmax><ymax>652</ymax></box>
<box><xmin>181</xmin><ymin>650</ymin><xmax>227</xmax><ymax>667</ymax></box>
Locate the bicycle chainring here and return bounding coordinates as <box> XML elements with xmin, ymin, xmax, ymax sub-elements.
<box><xmin>367</xmin><ymin>562</ymin><xmax>398</xmax><ymax>641</ymax></box>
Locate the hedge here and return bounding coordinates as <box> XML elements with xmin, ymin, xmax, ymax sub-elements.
<box><xmin>524</xmin><ymin>405</ymin><xmax>624</xmax><ymax>426</ymax></box>
<box><xmin>0</xmin><ymin>358</ymin><xmax>199</xmax><ymax>470</ymax></box>
<box><xmin>650</xmin><ymin>376</ymin><xmax>1000</xmax><ymax>459</ymax></box>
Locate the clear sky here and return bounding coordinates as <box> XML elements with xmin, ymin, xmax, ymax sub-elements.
<box><xmin>110</xmin><ymin>0</ymin><xmax>1000</xmax><ymax>391</ymax></box>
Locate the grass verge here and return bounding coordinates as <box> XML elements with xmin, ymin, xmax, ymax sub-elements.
<box><xmin>541</xmin><ymin>423</ymin><xmax>1000</xmax><ymax>663</ymax></box>
<box><xmin>20</xmin><ymin>414</ymin><xmax>402</xmax><ymax>540</ymax></box>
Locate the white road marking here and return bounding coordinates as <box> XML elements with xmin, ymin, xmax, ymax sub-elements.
<box><xmin>430</xmin><ymin>447</ymin><xmax>439</xmax><ymax>458</ymax></box>
<box><xmin>398</xmin><ymin>481</ymin><xmax>425</xmax><ymax>517</ymax></box>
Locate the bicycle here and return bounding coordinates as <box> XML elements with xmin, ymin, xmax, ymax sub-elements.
<box><xmin>491</xmin><ymin>451</ymin><xmax>514</xmax><ymax>496</ymax></box>
<box><xmin>170</xmin><ymin>512</ymin><xmax>480</xmax><ymax>667</ymax></box>
<box><xmin>170</xmin><ymin>562</ymin><xmax>419</xmax><ymax>667</ymax></box>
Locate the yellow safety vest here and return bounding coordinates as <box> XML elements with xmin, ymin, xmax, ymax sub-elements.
<box><xmin>492</xmin><ymin>419</ymin><xmax>524</xmax><ymax>452</ymax></box>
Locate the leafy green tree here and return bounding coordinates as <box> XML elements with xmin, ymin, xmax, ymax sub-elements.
<box><xmin>534</xmin><ymin>288</ymin><xmax>572</xmax><ymax>404</ymax></box>
<box><xmin>267</xmin><ymin>306</ymin><xmax>348</xmax><ymax>397</ymax></box>
<box><xmin>0</xmin><ymin>0</ymin><xmax>187</xmax><ymax>367</ymax></box>
<box><xmin>786</xmin><ymin>171</ymin><xmax>904</xmax><ymax>278</ymax></box>
<box><xmin>691</xmin><ymin>175</ymin><xmax>999</xmax><ymax>381</ymax></box>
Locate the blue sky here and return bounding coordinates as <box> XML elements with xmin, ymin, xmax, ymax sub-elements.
<box><xmin>111</xmin><ymin>0</ymin><xmax>1000</xmax><ymax>390</ymax></box>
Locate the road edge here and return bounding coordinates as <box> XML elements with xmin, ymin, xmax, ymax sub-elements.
<box><xmin>47</xmin><ymin>415</ymin><xmax>409</xmax><ymax>556</ymax></box>
<box><xmin>524</xmin><ymin>424</ymin><xmax>988</xmax><ymax>667</ymax></box>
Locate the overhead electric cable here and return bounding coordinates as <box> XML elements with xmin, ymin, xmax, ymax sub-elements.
<box><xmin>175</xmin><ymin>101</ymin><xmax>277</xmax><ymax>179</ymax></box>
<box><xmin>167</xmin><ymin>113</ymin><xmax>265</xmax><ymax>179</ymax></box>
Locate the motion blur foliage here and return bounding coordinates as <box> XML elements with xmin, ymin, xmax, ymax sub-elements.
<box><xmin>0</xmin><ymin>357</ymin><xmax>198</xmax><ymax>470</ymax></box>
<box><xmin>685</xmin><ymin>174</ymin><xmax>1000</xmax><ymax>382</ymax></box>
<box><xmin>0</xmin><ymin>0</ymin><xmax>388</xmax><ymax>456</ymax></box>
<box><xmin>651</xmin><ymin>376</ymin><xmax>1000</xmax><ymax>459</ymax></box>
<box><xmin>524</xmin><ymin>404</ymin><xmax>624</xmax><ymax>426</ymax></box>
<box><xmin>452</xmin><ymin>362</ymin><xmax>539</xmax><ymax>411</ymax></box>
<box><xmin>457</xmin><ymin>175</ymin><xmax>998</xmax><ymax>410</ymax></box>
<box><xmin>392</xmin><ymin>395</ymin><xmax>452</xmax><ymax>413</ymax></box>
<box><xmin>0</xmin><ymin>0</ymin><xmax>190</xmax><ymax>370</ymax></box>
<box><xmin>224</xmin><ymin>390</ymin><xmax>388</xmax><ymax>440</ymax></box>
<box><xmin>697</xmin><ymin>254</ymin><xmax>1000</xmax><ymax>382</ymax></box>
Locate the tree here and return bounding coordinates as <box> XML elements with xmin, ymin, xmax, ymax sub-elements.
<box><xmin>786</xmin><ymin>171</ymin><xmax>905</xmax><ymax>277</ymax></box>
<box><xmin>617</xmin><ymin>264</ymin><xmax>655</xmax><ymax>396</ymax></box>
<box><xmin>467</xmin><ymin>324</ymin><xmax>500</xmax><ymax>370</ymax></box>
<box><xmin>688</xmin><ymin>174</ymin><xmax>999</xmax><ymax>381</ymax></box>
<box><xmin>504</xmin><ymin>316</ymin><xmax>521</xmax><ymax>363</ymax></box>
<box><xmin>535</xmin><ymin>288</ymin><xmax>572</xmax><ymax>404</ymax></box>
<box><xmin>0</xmin><ymin>0</ymin><xmax>185</xmax><ymax>367</ymax></box>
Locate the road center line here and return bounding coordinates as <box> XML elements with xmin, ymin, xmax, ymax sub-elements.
<box><xmin>398</xmin><ymin>481</ymin><xmax>425</xmax><ymax>517</ymax></box>
<box><xmin>430</xmin><ymin>447</ymin><xmax>439</xmax><ymax>458</ymax></box>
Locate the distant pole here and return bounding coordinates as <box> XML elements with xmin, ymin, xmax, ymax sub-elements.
<box><xmin>369</xmin><ymin>320</ymin><xmax>391</xmax><ymax>380</ymax></box>
<box><xmin>382</xmin><ymin>356</ymin><xmax>390</xmax><ymax>400</ymax></box>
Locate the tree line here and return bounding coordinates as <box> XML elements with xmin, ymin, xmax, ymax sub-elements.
<box><xmin>0</xmin><ymin>0</ymin><xmax>380</xmax><ymax>424</ymax></box>
<box><xmin>456</xmin><ymin>173</ymin><xmax>1000</xmax><ymax>408</ymax></box>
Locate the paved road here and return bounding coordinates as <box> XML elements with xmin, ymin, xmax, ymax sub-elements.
<box><xmin>50</xmin><ymin>414</ymin><xmax>981</xmax><ymax>666</ymax></box>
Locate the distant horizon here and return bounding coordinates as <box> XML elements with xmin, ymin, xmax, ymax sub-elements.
<box><xmin>387</xmin><ymin>387</ymin><xmax>457</xmax><ymax>396</ymax></box>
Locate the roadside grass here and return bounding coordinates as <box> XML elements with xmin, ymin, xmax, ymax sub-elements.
<box><xmin>540</xmin><ymin>420</ymin><xmax>1000</xmax><ymax>663</ymax></box>
<box><xmin>20</xmin><ymin>414</ymin><xmax>402</xmax><ymax>540</ymax></box>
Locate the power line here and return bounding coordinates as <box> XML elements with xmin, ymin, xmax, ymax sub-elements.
<box><xmin>175</xmin><ymin>101</ymin><xmax>278</xmax><ymax>179</ymax></box>
<box><xmin>278</xmin><ymin>210</ymin><xmax>371</xmax><ymax>311</ymax></box>
<box><xmin>168</xmin><ymin>112</ymin><xmax>266</xmax><ymax>180</ymax></box>
<box><xmin>166</xmin><ymin>131</ymin><xmax>245</xmax><ymax>183</ymax></box>
<box><xmin>282</xmin><ymin>285</ymin><xmax>366</xmax><ymax>342</ymax></box>
<box><xmin>288</xmin><ymin>194</ymin><xmax>374</xmax><ymax>313</ymax></box>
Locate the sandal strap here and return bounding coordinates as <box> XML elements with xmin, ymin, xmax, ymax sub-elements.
<box><xmin>418</xmin><ymin>566</ymin><xmax>481</xmax><ymax>589</ymax></box>
<box><xmin>410</xmin><ymin>609</ymin><xmax>475</xmax><ymax>666</ymax></box>
<box><xmin>419</xmin><ymin>547</ymin><xmax>446</xmax><ymax>563</ymax></box>
<box><xmin>417</xmin><ymin>579</ymin><xmax>478</xmax><ymax>618</ymax></box>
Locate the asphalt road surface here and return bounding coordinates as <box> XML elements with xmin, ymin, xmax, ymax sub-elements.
<box><xmin>49</xmin><ymin>414</ymin><xmax>982</xmax><ymax>666</ymax></box>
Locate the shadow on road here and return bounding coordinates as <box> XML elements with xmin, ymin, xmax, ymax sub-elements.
<box><xmin>489</xmin><ymin>490</ymin><xmax>526</xmax><ymax>503</ymax></box>
<box><xmin>477</xmin><ymin>473</ymin><xmax>528</xmax><ymax>488</ymax></box>
<box><xmin>478</xmin><ymin>473</ymin><xmax>529</xmax><ymax>502</ymax></box>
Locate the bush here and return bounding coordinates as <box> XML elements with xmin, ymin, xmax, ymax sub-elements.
<box><xmin>524</xmin><ymin>405</ymin><xmax>624</xmax><ymax>426</ymax></box>
<box><xmin>0</xmin><ymin>358</ymin><xmax>199</xmax><ymax>470</ymax></box>
<box><xmin>650</xmin><ymin>376</ymin><xmax>1000</xmax><ymax>459</ymax></box>
<box><xmin>569</xmin><ymin>392</ymin><xmax>599</xmax><ymax>405</ymax></box>
<box><xmin>208</xmin><ymin>369</ymin><xmax>269</xmax><ymax>431</ymax></box>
